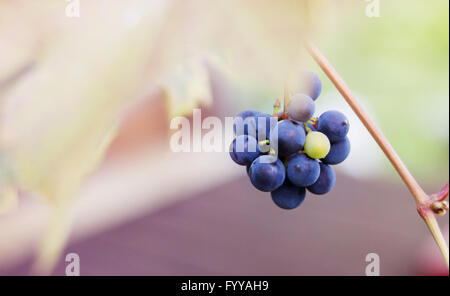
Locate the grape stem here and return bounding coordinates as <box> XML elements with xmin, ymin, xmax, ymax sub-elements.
<box><xmin>435</xmin><ymin>182</ymin><xmax>449</xmax><ymax>202</ymax></box>
<box><xmin>283</xmin><ymin>83</ymin><xmax>290</xmax><ymax>117</ymax></box>
<box><xmin>303</xmin><ymin>122</ymin><xmax>311</xmax><ymax>133</ymax></box>
<box><xmin>258</xmin><ymin>140</ymin><xmax>270</xmax><ymax>146</ymax></box>
<box><xmin>305</xmin><ymin>40</ymin><xmax>449</xmax><ymax>268</ymax></box>
<box><xmin>273</xmin><ymin>98</ymin><xmax>281</xmax><ymax>118</ymax></box>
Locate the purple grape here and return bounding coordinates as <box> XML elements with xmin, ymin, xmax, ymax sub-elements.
<box><xmin>322</xmin><ymin>137</ymin><xmax>350</xmax><ymax>165</ymax></box>
<box><xmin>270</xmin><ymin>120</ymin><xmax>305</xmax><ymax>157</ymax></box>
<box><xmin>249</xmin><ymin>155</ymin><xmax>285</xmax><ymax>192</ymax></box>
<box><xmin>317</xmin><ymin>110</ymin><xmax>349</xmax><ymax>142</ymax></box>
<box><xmin>271</xmin><ymin>179</ymin><xmax>306</xmax><ymax>210</ymax></box>
<box><xmin>287</xmin><ymin>94</ymin><xmax>315</xmax><ymax>122</ymax></box>
<box><xmin>229</xmin><ymin>135</ymin><xmax>260</xmax><ymax>166</ymax></box>
<box><xmin>301</xmin><ymin>70</ymin><xmax>322</xmax><ymax>101</ymax></box>
<box><xmin>287</xmin><ymin>153</ymin><xmax>320</xmax><ymax>187</ymax></box>
<box><xmin>233</xmin><ymin>110</ymin><xmax>274</xmax><ymax>140</ymax></box>
<box><xmin>307</xmin><ymin>163</ymin><xmax>335</xmax><ymax>195</ymax></box>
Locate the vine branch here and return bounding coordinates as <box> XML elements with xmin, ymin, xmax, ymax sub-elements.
<box><xmin>305</xmin><ymin>40</ymin><xmax>449</xmax><ymax>268</ymax></box>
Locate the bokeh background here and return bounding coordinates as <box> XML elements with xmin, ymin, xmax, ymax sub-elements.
<box><xmin>0</xmin><ymin>0</ymin><xmax>448</xmax><ymax>275</ymax></box>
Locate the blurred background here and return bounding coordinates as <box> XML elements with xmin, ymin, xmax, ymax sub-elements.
<box><xmin>0</xmin><ymin>0</ymin><xmax>448</xmax><ymax>275</ymax></box>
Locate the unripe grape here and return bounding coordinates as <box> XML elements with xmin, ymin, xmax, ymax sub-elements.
<box><xmin>304</xmin><ymin>131</ymin><xmax>330</xmax><ymax>159</ymax></box>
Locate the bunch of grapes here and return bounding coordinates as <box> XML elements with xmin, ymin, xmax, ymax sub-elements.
<box><xmin>230</xmin><ymin>71</ymin><xmax>351</xmax><ymax>210</ymax></box>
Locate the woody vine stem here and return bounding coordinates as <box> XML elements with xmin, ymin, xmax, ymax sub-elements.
<box><xmin>305</xmin><ymin>40</ymin><xmax>449</xmax><ymax>268</ymax></box>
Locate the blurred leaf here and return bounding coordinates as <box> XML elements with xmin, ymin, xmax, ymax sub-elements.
<box><xmin>0</xmin><ymin>185</ymin><xmax>18</xmax><ymax>215</ymax></box>
<box><xmin>0</xmin><ymin>0</ymin><xmax>312</xmax><ymax>272</ymax></box>
<box><xmin>0</xmin><ymin>0</ymin><xmax>171</xmax><ymax>272</ymax></box>
<box><xmin>160</xmin><ymin>58</ymin><xmax>213</xmax><ymax>118</ymax></box>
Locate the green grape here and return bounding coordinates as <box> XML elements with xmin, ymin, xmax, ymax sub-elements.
<box><xmin>304</xmin><ymin>131</ymin><xmax>330</xmax><ymax>159</ymax></box>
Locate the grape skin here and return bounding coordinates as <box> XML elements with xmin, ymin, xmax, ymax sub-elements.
<box><xmin>246</xmin><ymin>164</ymin><xmax>251</xmax><ymax>177</ymax></box>
<box><xmin>304</xmin><ymin>131</ymin><xmax>330</xmax><ymax>159</ymax></box>
<box><xmin>301</xmin><ymin>70</ymin><xmax>322</xmax><ymax>101</ymax></box>
<box><xmin>322</xmin><ymin>136</ymin><xmax>350</xmax><ymax>165</ymax></box>
<box><xmin>317</xmin><ymin>110</ymin><xmax>349</xmax><ymax>142</ymax></box>
<box><xmin>233</xmin><ymin>110</ymin><xmax>259</xmax><ymax>136</ymax></box>
<box><xmin>229</xmin><ymin>135</ymin><xmax>260</xmax><ymax>166</ymax></box>
<box><xmin>249</xmin><ymin>155</ymin><xmax>286</xmax><ymax>192</ymax></box>
<box><xmin>307</xmin><ymin>163</ymin><xmax>336</xmax><ymax>195</ymax></box>
<box><xmin>271</xmin><ymin>179</ymin><xmax>306</xmax><ymax>210</ymax></box>
<box><xmin>270</xmin><ymin>120</ymin><xmax>305</xmax><ymax>157</ymax></box>
<box><xmin>287</xmin><ymin>153</ymin><xmax>320</xmax><ymax>187</ymax></box>
<box><xmin>287</xmin><ymin>94</ymin><xmax>315</xmax><ymax>122</ymax></box>
<box><xmin>233</xmin><ymin>110</ymin><xmax>274</xmax><ymax>140</ymax></box>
